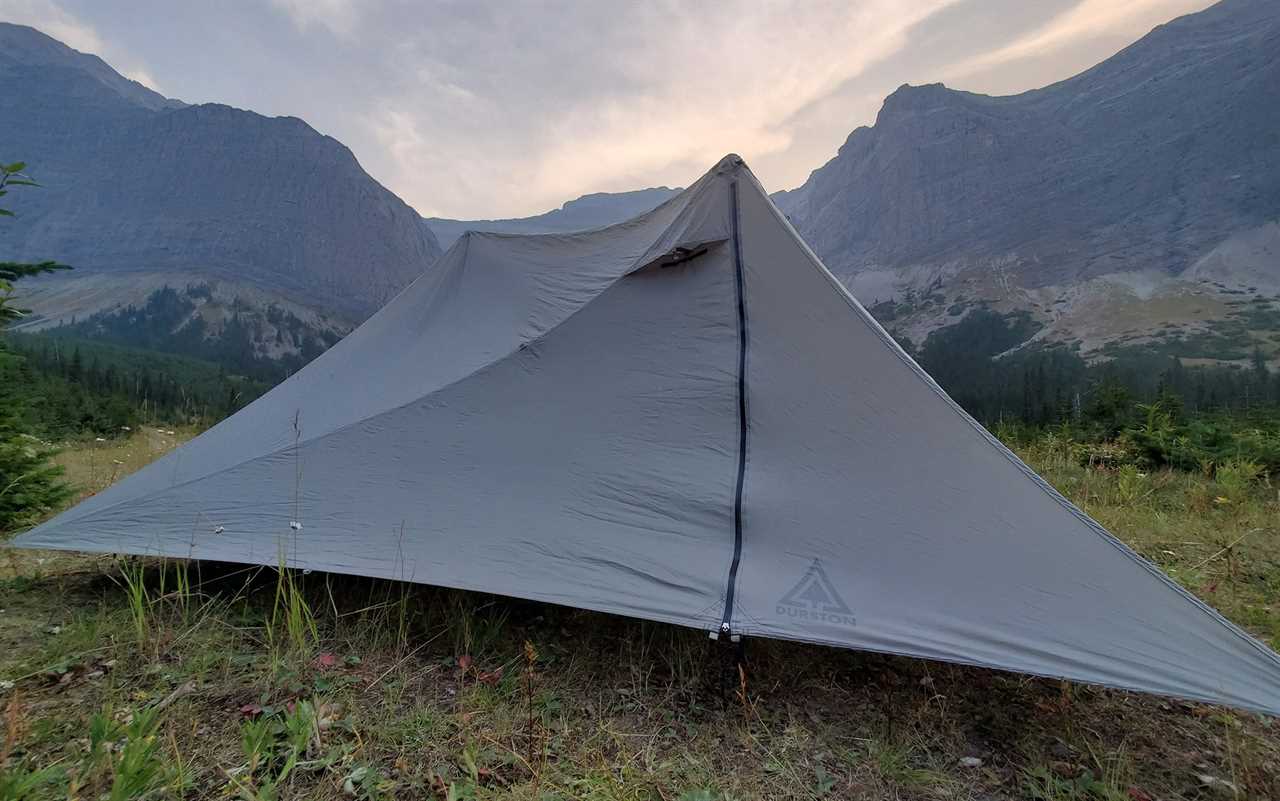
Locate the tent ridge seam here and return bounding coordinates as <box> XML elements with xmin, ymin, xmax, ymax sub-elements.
<box><xmin>719</xmin><ymin>177</ymin><xmax>749</xmax><ymax>635</ymax></box>
<box><xmin>742</xmin><ymin>171</ymin><xmax>1280</xmax><ymax>672</ymax></box>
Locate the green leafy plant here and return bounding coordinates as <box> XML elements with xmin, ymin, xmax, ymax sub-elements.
<box><xmin>343</xmin><ymin>764</ymin><xmax>393</xmax><ymax>800</ymax></box>
<box><xmin>267</xmin><ymin>559</ymin><xmax>317</xmax><ymax>666</ymax></box>
<box><xmin>0</xmin><ymin>416</ymin><xmax>72</xmax><ymax>534</ymax></box>
<box><xmin>1022</xmin><ymin>766</ymin><xmax>1128</xmax><ymax>801</ymax></box>
<box><xmin>813</xmin><ymin>764</ymin><xmax>836</xmax><ymax>795</ymax></box>
<box><xmin>0</xmin><ymin>765</ymin><xmax>64</xmax><ymax>801</ymax></box>
<box><xmin>108</xmin><ymin>707</ymin><xmax>165</xmax><ymax>801</ymax></box>
<box><xmin>85</xmin><ymin>707</ymin><xmax>124</xmax><ymax>780</ymax></box>
<box><xmin>232</xmin><ymin>700</ymin><xmax>329</xmax><ymax>801</ymax></box>
<box><xmin>114</xmin><ymin>558</ymin><xmax>152</xmax><ymax>647</ymax></box>
<box><xmin>0</xmin><ymin>162</ymin><xmax>37</xmax><ymax>218</ymax></box>
<box><xmin>1215</xmin><ymin>458</ymin><xmax>1265</xmax><ymax>501</ymax></box>
<box><xmin>1</xmin><ymin>162</ymin><xmax>70</xmax><ymax>325</ymax></box>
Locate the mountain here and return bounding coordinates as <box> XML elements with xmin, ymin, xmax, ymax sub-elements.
<box><xmin>0</xmin><ymin>23</ymin><xmax>441</xmax><ymax>368</ymax></box>
<box><xmin>426</xmin><ymin>186</ymin><xmax>680</xmax><ymax>250</ymax></box>
<box><xmin>776</xmin><ymin>0</ymin><xmax>1280</xmax><ymax>362</ymax></box>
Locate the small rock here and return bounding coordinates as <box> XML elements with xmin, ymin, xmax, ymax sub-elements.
<box><xmin>0</xmin><ymin>679</ymin><xmax>14</xmax><ymax>693</ymax></box>
<box><xmin>317</xmin><ymin>701</ymin><xmax>346</xmax><ymax>731</ymax></box>
<box><xmin>959</xmin><ymin>756</ymin><xmax>983</xmax><ymax>768</ymax></box>
<box><xmin>86</xmin><ymin>670</ymin><xmax>105</xmax><ymax>680</ymax></box>
<box><xmin>1198</xmin><ymin>775</ymin><xmax>1239</xmax><ymax>795</ymax></box>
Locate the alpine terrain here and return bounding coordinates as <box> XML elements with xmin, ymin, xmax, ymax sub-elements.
<box><xmin>0</xmin><ymin>22</ymin><xmax>442</xmax><ymax>371</ymax></box>
<box><xmin>775</xmin><ymin>0</ymin><xmax>1280</xmax><ymax>364</ymax></box>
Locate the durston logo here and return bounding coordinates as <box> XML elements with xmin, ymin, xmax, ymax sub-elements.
<box><xmin>777</xmin><ymin>559</ymin><xmax>856</xmax><ymax>626</ymax></box>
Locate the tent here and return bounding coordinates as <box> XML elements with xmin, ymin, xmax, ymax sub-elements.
<box><xmin>13</xmin><ymin>155</ymin><xmax>1280</xmax><ymax>715</ymax></box>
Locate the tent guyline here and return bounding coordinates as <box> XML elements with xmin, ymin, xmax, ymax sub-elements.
<box><xmin>11</xmin><ymin>154</ymin><xmax>1280</xmax><ymax>716</ymax></box>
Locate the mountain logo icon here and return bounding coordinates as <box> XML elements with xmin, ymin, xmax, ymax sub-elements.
<box><xmin>777</xmin><ymin>559</ymin><xmax>856</xmax><ymax>626</ymax></box>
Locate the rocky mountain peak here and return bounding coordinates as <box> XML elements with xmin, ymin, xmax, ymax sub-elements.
<box><xmin>1</xmin><ymin>22</ymin><xmax>442</xmax><ymax>362</ymax></box>
<box><xmin>777</xmin><ymin>0</ymin><xmax>1280</xmax><ymax>361</ymax></box>
<box><xmin>0</xmin><ymin>22</ymin><xmax>181</xmax><ymax>111</ymax></box>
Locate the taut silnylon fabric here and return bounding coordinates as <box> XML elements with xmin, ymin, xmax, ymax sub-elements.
<box><xmin>727</xmin><ymin>167</ymin><xmax>1280</xmax><ymax>714</ymax></box>
<box><xmin>12</xmin><ymin>155</ymin><xmax>1280</xmax><ymax>715</ymax></box>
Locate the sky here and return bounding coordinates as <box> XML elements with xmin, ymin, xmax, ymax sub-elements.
<box><xmin>0</xmin><ymin>0</ymin><xmax>1215</xmax><ymax>219</ymax></box>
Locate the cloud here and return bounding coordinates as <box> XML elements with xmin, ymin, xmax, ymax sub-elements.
<box><xmin>123</xmin><ymin>67</ymin><xmax>161</xmax><ymax>92</ymax></box>
<box><xmin>10</xmin><ymin>0</ymin><xmax>1214</xmax><ymax>218</ymax></box>
<box><xmin>364</xmin><ymin>0</ymin><xmax>961</xmax><ymax>218</ymax></box>
<box><xmin>269</xmin><ymin>0</ymin><xmax>360</xmax><ymax>37</ymax></box>
<box><xmin>940</xmin><ymin>0</ymin><xmax>1209</xmax><ymax>82</ymax></box>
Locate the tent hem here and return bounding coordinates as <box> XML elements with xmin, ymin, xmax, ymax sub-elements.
<box><xmin>732</xmin><ymin>622</ymin><xmax>1279</xmax><ymax>718</ymax></box>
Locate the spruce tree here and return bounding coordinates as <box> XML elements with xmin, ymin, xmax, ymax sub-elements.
<box><xmin>0</xmin><ymin>161</ymin><xmax>73</xmax><ymax>535</ymax></box>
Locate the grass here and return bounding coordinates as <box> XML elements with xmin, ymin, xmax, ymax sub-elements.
<box><xmin>2</xmin><ymin>429</ymin><xmax>1280</xmax><ymax>798</ymax></box>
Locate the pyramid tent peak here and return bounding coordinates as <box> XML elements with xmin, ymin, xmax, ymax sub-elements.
<box><xmin>714</xmin><ymin>153</ymin><xmax>746</xmax><ymax>173</ymax></box>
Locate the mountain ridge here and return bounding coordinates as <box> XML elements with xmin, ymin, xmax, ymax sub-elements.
<box><xmin>0</xmin><ymin>23</ymin><xmax>182</xmax><ymax>111</ymax></box>
<box><xmin>0</xmin><ymin>21</ymin><xmax>441</xmax><ymax>364</ymax></box>
<box><xmin>425</xmin><ymin>186</ymin><xmax>680</xmax><ymax>250</ymax></box>
<box><xmin>775</xmin><ymin>0</ymin><xmax>1280</xmax><ymax>360</ymax></box>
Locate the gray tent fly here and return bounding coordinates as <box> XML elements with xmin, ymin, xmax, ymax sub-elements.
<box><xmin>13</xmin><ymin>155</ymin><xmax>1280</xmax><ymax>715</ymax></box>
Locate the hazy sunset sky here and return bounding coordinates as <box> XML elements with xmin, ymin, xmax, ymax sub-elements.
<box><xmin>0</xmin><ymin>0</ymin><xmax>1216</xmax><ymax>217</ymax></box>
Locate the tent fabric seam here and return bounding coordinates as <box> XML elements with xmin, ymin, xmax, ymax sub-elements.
<box><xmin>719</xmin><ymin>177</ymin><xmax>749</xmax><ymax>634</ymax></box>
<box><xmin>742</xmin><ymin>168</ymin><xmax>1280</xmax><ymax>672</ymax></box>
